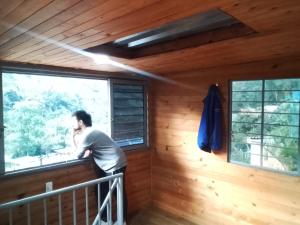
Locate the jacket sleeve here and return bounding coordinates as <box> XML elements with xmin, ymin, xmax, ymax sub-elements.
<box><xmin>198</xmin><ymin>85</ymin><xmax>222</xmax><ymax>152</ymax></box>
<box><xmin>198</xmin><ymin>96</ymin><xmax>213</xmax><ymax>152</ymax></box>
<box><xmin>211</xmin><ymin>96</ymin><xmax>222</xmax><ymax>150</ymax></box>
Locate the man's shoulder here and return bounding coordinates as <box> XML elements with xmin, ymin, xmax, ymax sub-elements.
<box><xmin>86</xmin><ymin>128</ymin><xmax>101</xmax><ymax>134</ymax></box>
<box><xmin>86</xmin><ymin>128</ymin><xmax>108</xmax><ymax>138</ymax></box>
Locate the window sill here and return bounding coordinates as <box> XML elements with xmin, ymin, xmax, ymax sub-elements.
<box><xmin>122</xmin><ymin>143</ymin><xmax>150</xmax><ymax>151</ymax></box>
<box><xmin>0</xmin><ymin>146</ymin><xmax>151</xmax><ymax>180</ymax></box>
<box><xmin>0</xmin><ymin>158</ymin><xmax>90</xmax><ymax>181</ymax></box>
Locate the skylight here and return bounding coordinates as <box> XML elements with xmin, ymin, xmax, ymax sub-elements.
<box><xmin>85</xmin><ymin>9</ymin><xmax>255</xmax><ymax>59</ymax></box>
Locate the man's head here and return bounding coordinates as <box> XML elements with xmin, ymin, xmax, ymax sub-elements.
<box><xmin>72</xmin><ymin>110</ymin><xmax>92</xmax><ymax>130</ymax></box>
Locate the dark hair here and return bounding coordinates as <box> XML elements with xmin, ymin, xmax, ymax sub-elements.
<box><xmin>72</xmin><ymin>110</ymin><xmax>92</xmax><ymax>127</ymax></box>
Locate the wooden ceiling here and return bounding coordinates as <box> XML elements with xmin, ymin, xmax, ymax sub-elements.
<box><xmin>0</xmin><ymin>0</ymin><xmax>299</xmax><ymax>76</ymax></box>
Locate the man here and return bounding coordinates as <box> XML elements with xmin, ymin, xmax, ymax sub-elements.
<box><xmin>72</xmin><ymin>110</ymin><xmax>127</xmax><ymax>225</ymax></box>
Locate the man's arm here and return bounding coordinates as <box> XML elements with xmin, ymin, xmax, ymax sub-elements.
<box><xmin>72</xmin><ymin>130</ymin><xmax>92</xmax><ymax>159</ymax></box>
<box><xmin>72</xmin><ymin>129</ymin><xmax>82</xmax><ymax>149</ymax></box>
<box><xmin>77</xmin><ymin>145</ymin><xmax>91</xmax><ymax>159</ymax></box>
<box><xmin>76</xmin><ymin>135</ymin><xmax>93</xmax><ymax>159</ymax></box>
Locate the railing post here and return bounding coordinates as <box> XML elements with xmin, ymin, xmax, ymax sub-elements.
<box><xmin>117</xmin><ymin>175</ymin><xmax>123</xmax><ymax>225</ymax></box>
<box><xmin>97</xmin><ymin>183</ymin><xmax>101</xmax><ymax>225</ymax></box>
<box><xmin>107</xmin><ymin>180</ymin><xmax>112</xmax><ymax>225</ymax></box>
<box><xmin>0</xmin><ymin>174</ymin><xmax>122</xmax><ymax>225</ymax></box>
<box><xmin>58</xmin><ymin>194</ymin><xmax>62</xmax><ymax>225</ymax></box>
<box><xmin>27</xmin><ymin>203</ymin><xmax>31</xmax><ymax>225</ymax></box>
<box><xmin>72</xmin><ymin>190</ymin><xmax>76</xmax><ymax>225</ymax></box>
<box><xmin>9</xmin><ymin>208</ymin><xmax>13</xmax><ymax>225</ymax></box>
<box><xmin>43</xmin><ymin>199</ymin><xmax>48</xmax><ymax>225</ymax></box>
<box><xmin>85</xmin><ymin>187</ymin><xmax>89</xmax><ymax>225</ymax></box>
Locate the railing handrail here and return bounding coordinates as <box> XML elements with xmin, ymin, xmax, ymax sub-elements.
<box><xmin>0</xmin><ymin>173</ymin><xmax>123</xmax><ymax>210</ymax></box>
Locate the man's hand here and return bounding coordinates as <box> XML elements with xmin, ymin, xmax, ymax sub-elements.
<box><xmin>83</xmin><ymin>149</ymin><xmax>92</xmax><ymax>158</ymax></box>
<box><xmin>72</xmin><ymin>128</ymin><xmax>82</xmax><ymax>137</ymax></box>
<box><xmin>72</xmin><ymin>128</ymin><xmax>82</xmax><ymax>149</ymax></box>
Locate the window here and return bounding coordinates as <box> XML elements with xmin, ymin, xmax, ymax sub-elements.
<box><xmin>0</xmin><ymin>68</ymin><xmax>148</xmax><ymax>174</ymax></box>
<box><xmin>112</xmin><ymin>81</ymin><xmax>147</xmax><ymax>148</ymax></box>
<box><xmin>229</xmin><ymin>78</ymin><xmax>300</xmax><ymax>175</ymax></box>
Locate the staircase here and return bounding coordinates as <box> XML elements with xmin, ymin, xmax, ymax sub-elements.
<box><xmin>0</xmin><ymin>173</ymin><xmax>124</xmax><ymax>225</ymax></box>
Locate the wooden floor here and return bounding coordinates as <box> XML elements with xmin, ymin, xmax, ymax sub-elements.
<box><xmin>129</xmin><ymin>207</ymin><xmax>197</xmax><ymax>225</ymax></box>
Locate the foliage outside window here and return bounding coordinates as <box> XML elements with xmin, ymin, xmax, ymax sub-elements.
<box><xmin>1</xmin><ymin>70</ymin><xmax>147</xmax><ymax>174</ymax></box>
<box><xmin>229</xmin><ymin>79</ymin><xmax>300</xmax><ymax>175</ymax></box>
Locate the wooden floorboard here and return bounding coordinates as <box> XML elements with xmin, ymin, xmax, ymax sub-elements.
<box><xmin>129</xmin><ymin>207</ymin><xmax>198</xmax><ymax>225</ymax></box>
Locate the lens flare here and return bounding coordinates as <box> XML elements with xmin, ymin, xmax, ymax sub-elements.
<box><xmin>2</xmin><ymin>22</ymin><xmax>196</xmax><ymax>90</ymax></box>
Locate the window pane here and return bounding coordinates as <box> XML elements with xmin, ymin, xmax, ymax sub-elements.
<box><xmin>231</xmin><ymin>133</ymin><xmax>262</xmax><ymax>165</ymax></box>
<box><xmin>264</xmin><ymin>102</ymin><xmax>299</xmax><ymax>114</ymax></box>
<box><xmin>232</xmin><ymin>91</ymin><xmax>262</xmax><ymax>101</ymax></box>
<box><xmin>232</xmin><ymin>112</ymin><xmax>261</xmax><ymax>123</ymax></box>
<box><xmin>3</xmin><ymin>73</ymin><xmax>109</xmax><ymax>172</ymax></box>
<box><xmin>232</xmin><ymin>122</ymin><xmax>261</xmax><ymax>134</ymax></box>
<box><xmin>114</xmin><ymin>99</ymin><xmax>144</xmax><ymax>108</ymax></box>
<box><xmin>265</xmin><ymin>79</ymin><xmax>300</xmax><ymax>90</ymax></box>
<box><xmin>264</xmin><ymin>113</ymin><xmax>299</xmax><ymax>126</ymax></box>
<box><xmin>232</xmin><ymin>101</ymin><xmax>262</xmax><ymax>112</ymax></box>
<box><xmin>114</xmin><ymin>115</ymin><xmax>144</xmax><ymax>123</ymax></box>
<box><xmin>232</xmin><ymin>134</ymin><xmax>261</xmax><ymax>144</ymax></box>
<box><xmin>112</xmin><ymin>83</ymin><xmax>146</xmax><ymax>147</ymax></box>
<box><xmin>230</xmin><ymin>79</ymin><xmax>300</xmax><ymax>175</ymax></box>
<box><xmin>232</xmin><ymin>80</ymin><xmax>262</xmax><ymax>91</ymax></box>
<box><xmin>262</xmin><ymin>146</ymin><xmax>298</xmax><ymax>172</ymax></box>
<box><xmin>264</xmin><ymin>90</ymin><xmax>300</xmax><ymax>102</ymax></box>
<box><xmin>264</xmin><ymin>124</ymin><xmax>299</xmax><ymax>138</ymax></box>
<box><xmin>230</xmin><ymin>142</ymin><xmax>251</xmax><ymax>164</ymax></box>
<box><xmin>263</xmin><ymin>136</ymin><xmax>298</xmax><ymax>149</ymax></box>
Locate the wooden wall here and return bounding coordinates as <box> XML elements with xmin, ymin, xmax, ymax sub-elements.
<box><xmin>151</xmin><ymin>57</ymin><xmax>300</xmax><ymax>225</ymax></box>
<box><xmin>0</xmin><ymin>150</ymin><xmax>151</xmax><ymax>224</ymax></box>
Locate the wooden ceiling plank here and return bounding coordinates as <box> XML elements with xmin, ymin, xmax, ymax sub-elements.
<box><xmin>0</xmin><ymin>0</ymin><xmax>299</xmax><ymax>75</ymax></box>
<box><xmin>56</xmin><ymin>57</ymin><xmax>119</xmax><ymax>72</ymax></box>
<box><xmin>4</xmin><ymin>0</ymin><xmax>163</xmax><ymax>61</ymax></box>
<box><xmin>221</xmin><ymin>0</ymin><xmax>300</xmax><ymax>32</ymax></box>
<box><xmin>44</xmin><ymin>0</ymin><xmax>300</xmax><ymax>64</ymax></box>
<box><xmin>0</xmin><ymin>0</ymin><xmax>53</xmax><ymax>36</ymax></box>
<box><xmin>0</xmin><ymin>0</ymin><xmax>81</xmax><ymax>46</ymax></box>
<box><xmin>130</xmin><ymin>29</ymin><xmax>295</xmax><ymax>66</ymax></box>
<box><xmin>10</xmin><ymin>29</ymin><xmax>300</xmax><ymax>74</ymax></box>
<box><xmin>34</xmin><ymin>52</ymin><xmax>120</xmax><ymax>73</ymax></box>
<box><xmin>9</xmin><ymin>0</ymin><xmax>221</xmax><ymax>62</ymax></box>
<box><xmin>0</xmin><ymin>0</ymin><xmax>25</xmax><ymax>20</ymax></box>
<box><xmin>43</xmin><ymin>31</ymin><xmax>111</xmax><ymax>58</ymax></box>
<box><xmin>40</xmin><ymin>0</ymin><xmax>210</xmax><ymax>59</ymax></box>
<box><xmin>42</xmin><ymin>31</ymin><xmax>109</xmax><ymax>57</ymax></box>
<box><xmin>2</xmin><ymin>0</ymin><xmax>159</xmax><ymax>60</ymax></box>
<box><xmin>0</xmin><ymin>0</ymin><xmax>110</xmax><ymax>57</ymax></box>
<box><xmin>6</xmin><ymin>0</ymin><xmax>298</xmax><ymax>62</ymax></box>
<box><xmin>59</xmin><ymin>0</ymin><xmax>160</xmax><ymax>38</ymax></box>
<box><xmin>134</xmin><ymin>31</ymin><xmax>300</xmax><ymax>74</ymax></box>
<box><xmin>42</xmin><ymin>52</ymin><xmax>87</xmax><ymax>65</ymax></box>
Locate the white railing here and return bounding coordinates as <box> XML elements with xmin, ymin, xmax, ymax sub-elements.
<box><xmin>0</xmin><ymin>173</ymin><xmax>124</xmax><ymax>225</ymax></box>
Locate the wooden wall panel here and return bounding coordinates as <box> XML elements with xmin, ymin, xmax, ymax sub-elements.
<box><xmin>0</xmin><ymin>150</ymin><xmax>150</xmax><ymax>224</ymax></box>
<box><xmin>151</xmin><ymin>57</ymin><xmax>300</xmax><ymax>225</ymax></box>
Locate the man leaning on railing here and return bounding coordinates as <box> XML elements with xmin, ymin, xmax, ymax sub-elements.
<box><xmin>72</xmin><ymin>110</ymin><xmax>128</xmax><ymax>225</ymax></box>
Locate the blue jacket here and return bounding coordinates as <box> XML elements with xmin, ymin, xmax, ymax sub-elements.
<box><xmin>197</xmin><ymin>85</ymin><xmax>222</xmax><ymax>152</ymax></box>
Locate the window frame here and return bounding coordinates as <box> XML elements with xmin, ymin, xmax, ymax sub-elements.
<box><xmin>0</xmin><ymin>64</ymin><xmax>149</xmax><ymax>176</ymax></box>
<box><xmin>228</xmin><ymin>78</ymin><xmax>300</xmax><ymax>176</ymax></box>
<box><xmin>110</xmin><ymin>79</ymin><xmax>149</xmax><ymax>151</ymax></box>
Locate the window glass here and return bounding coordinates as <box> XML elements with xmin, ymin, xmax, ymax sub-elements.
<box><xmin>112</xmin><ymin>83</ymin><xmax>146</xmax><ymax>147</ymax></box>
<box><xmin>230</xmin><ymin>79</ymin><xmax>300</xmax><ymax>175</ymax></box>
<box><xmin>2</xmin><ymin>72</ymin><xmax>110</xmax><ymax>172</ymax></box>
